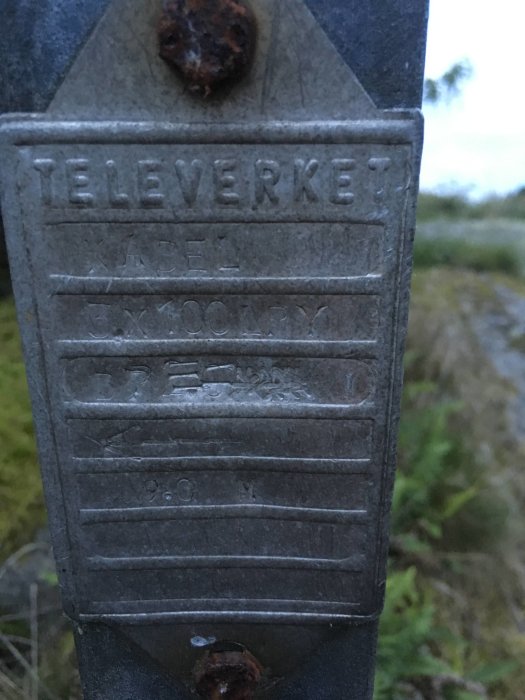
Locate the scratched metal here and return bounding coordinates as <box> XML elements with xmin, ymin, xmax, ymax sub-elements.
<box><xmin>0</xmin><ymin>0</ymin><xmax>428</xmax><ymax>114</ymax></box>
<box><xmin>0</xmin><ymin>118</ymin><xmax>422</xmax><ymax>625</ymax></box>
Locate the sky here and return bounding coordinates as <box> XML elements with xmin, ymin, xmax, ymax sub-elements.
<box><xmin>421</xmin><ymin>0</ymin><xmax>525</xmax><ymax>198</ymax></box>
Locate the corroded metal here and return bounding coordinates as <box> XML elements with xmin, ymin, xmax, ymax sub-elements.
<box><xmin>158</xmin><ymin>0</ymin><xmax>256</xmax><ymax>96</ymax></box>
<box><xmin>194</xmin><ymin>641</ymin><xmax>263</xmax><ymax>699</ymax></box>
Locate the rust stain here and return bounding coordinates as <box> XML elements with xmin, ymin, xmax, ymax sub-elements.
<box><xmin>158</xmin><ymin>0</ymin><xmax>256</xmax><ymax>96</ymax></box>
<box><xmin>194</xmin><ymin>641</ymin><xmax>264</xmax><ymax>699</ymax></box>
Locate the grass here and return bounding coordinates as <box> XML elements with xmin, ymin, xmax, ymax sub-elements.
<box><xmin>413</xmin><ymin>237</ymin><xmax>522</xmax><ymax>276</ymax></box>
<box><xmin>414</xmin><ymin>208</ymin><xmax>525</xmax><ymax>278</ymax></box>
<box><xmin>395</xmin><ymin>268</ymin><xmax>525</xmax><ymax>699</ymax></box>
<box><xmin>0</xmin><ymin>298</ymin><xmax>44</xmax><ymax>557</ymax></box>
<box><xmin>418</xmin><ymin>189</ymin><xmax>525</xmax><ymax>222</ymax></box>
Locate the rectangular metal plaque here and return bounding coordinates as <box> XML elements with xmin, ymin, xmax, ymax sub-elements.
<box><xmin>0</xmin><ymin>118</ymin><xmax>421</xmax><ymax>624</ymax></box>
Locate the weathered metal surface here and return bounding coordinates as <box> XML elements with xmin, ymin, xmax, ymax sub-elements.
<box><xmin>0</xmin><ymin>0</ymin><xmax>110</xmax><ymax>113</ymax></box>
<box><xmin>158</xmin><ymin>0</ymin><xmax>257</xmax><ymax>96</ymax></box>
<box><xmin>304</xmin><ymin>0</ymin><xmax>429</xmax><ymax>108</ymax></box>
<box><xmin>0</xmin><ymin>117</ymin><xmax>422</xmax><ymax>627</ymax></box>
<box><xmin>0</xmin><ymin>0</ymin><xmax>428</xmax><ymax>696</ymax></box>
<box><xmin>46</xmin><ymin>0</ymin><xmax>378</xmax><ymax>122</ymax></box>
<box><xmin>0</xmin><ymin>0</ymin><xmax>428</xmax><ymax>112</ymax></box>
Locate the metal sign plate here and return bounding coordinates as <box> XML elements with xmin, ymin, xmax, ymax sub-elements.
<box><xmin>0</xmin><ymin>117</ymin><xmax>421</xmax><ymax>625</ymax></box>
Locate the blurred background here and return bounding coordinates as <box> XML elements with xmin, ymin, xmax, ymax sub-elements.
<box><xmin>1</xmin><ymin>1</ymin><xmax>525</xmax><ymax>698</ymax></box>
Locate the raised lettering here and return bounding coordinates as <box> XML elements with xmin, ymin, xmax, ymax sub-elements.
<box><xmin>205</xmin><ymin>300</ymin><xmax>230</xmax><ymax>336</ymax></box>
<box><xmin>347</xmin><ymin>363</ymin><xmax>372</xmax><ymax>402</ymax></box>
<box><xmin>214</xmin><ymin>159</ymin><xmax>240</xmax><ymax>205</ymax></box>
<box><xmin>121</xmin><ymin>236</ymin><xmax>147</xmax><ymax>273</ymax></box>
<box><xmin>163</xmin><ymin>361</ymin><xmax>201</xmax><ymax>395</ymax></box>
<box><xmin>330</xmin><ymin>159</ymin><xmax>356</xmax><ymax>205</ymax></box>
<box><xmin>124</xmin><ymin>365</ymin><xmax>151</xmax><ymax>401</ymax></box>
<box><xmin>87</xmin><ymin>238</ymin><xmax>110</xmax><ymax>275</ymax></box>
<box><xmin>254</xmin><ymin>159</ymin><xmax>281</xmax><ymax>205</ymax></box>
<box><xmin>66</xmin><ymin>159</ymin><xmax>94</xmax><ymax>207</ymax></box>
<box><xmin>185</xmin><ymin>240</ymin><xmax>207</xmax><ymax>272</ymax></box>
<box><xmin>180</xmin><ymin>300</ymin><xmax>231</xmax><ymax>336</ymax></box>
<box><xmin>156</xmin><ymin>240</ymin><xmax>178</xmax><ymax>273</ymax></box>
<box><xmin>368</xmin><ymin>157</ymin><xmax>391</xmax><ymax>174</ymax></box>
<box><xmin>138</xmin><ymin>160</ymin><xmax>165</xmax><ymax>207</ymax></box>
<box><xmin>176</xmin><ymin>479</ymin><xmax>195</xmax><ymax>503</ymax></box>
<box><xmin>240</xmin><ymin>304</ymin><xmax>263</xmax><ymax>337</ymax></box>
<box><xmin>106</xmin><ymin>160</ymin><xmax>130</xmax><ymax>208</ymax></box>
<box><xmin>175</xmin><ymin>159</ymin><xmax>203</xmax><ymax>206</ymax></box>
<box><xmin>297</xmin><ymin>305</ymin><xmax>329</xmax><ymax>337</ymax></box>
<box><xmin>181</xmin><ymin>300</ymin><xmax>204</xmax><ymax>334</ymax></box>
<box><xmin>33</xmin><ymin>159</ymin><xmax>56</xmax><ymax>206</ymax></box>
<box><xmin>123</xmin><ymin>309</ymin><xmax>148</xmax><ymax>337</ymax></box>
<box><xmin>86</xmin><ymin>303</ymin><xmax>111</xmax><ymax>339</ymax></box>
<box><xmin>268</xmin><ymin>306</ymin><xmax>289</xmax><ymax>337</ymax></box>
<box><xmin>218</xmin><ymin>235</ymin><xmax>240</xmax><ymax>271</ymax></box>
<box><xmin>368</xmin><ymin>157</ymin><xmax>392</xmax><ymax>207</ymax></box>
<box><xmin>91</xmin><ymin>373</ymin><xmax>115</xmax><ymax>401</ymax></box>
<box><xmin>294</xmin><ymin>159</ymin><xmax>319</xmax><ymax>203</ymax></box>
<box><xmin>145</xmin><ymin>479</ymin><xmax>159</xmax><ymax>502</ymax></box>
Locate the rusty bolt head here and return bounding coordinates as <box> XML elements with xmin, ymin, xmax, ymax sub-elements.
<box><xmin>194</xmin><ymin>641</ymin><xmax>264</xmax><ymax>700</ymax></box>
<box><xmin>158</xmin><ymin>0</ymin><xmax>257</xmax><ymax>96</ymax></box>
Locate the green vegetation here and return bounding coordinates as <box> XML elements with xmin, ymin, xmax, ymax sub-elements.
<box><xmin>375</xmin><ymin>262</ymin><xmax>525</xmax><ymax>699</ymax></box>
<box><xmin>414</xmin><ymin>237</ymin><xmax>522</xmax><ymax>276</ymax></box>
<box><xmin>415</xmin><ymin>191</ymin><xmax>525</xmax><ymax>278</ymax></box>
<box><xmin>0</xmin><ymin>299</ymin><xmax>44</xmax><ymax>558</ymax></box>
<box><xmin>418</xmin><ymin>189</ymin><xmax>525</xmax><ymax>223</ymax></box>
<box><xmin>377</xmin><ymin>365</ymin><xmax>517</xmax><ymax>698</ymax></box>
<box><xmin>424</xmin><ymin>60</ymin><xmax>473</xmax><ymax>105</ymax></box>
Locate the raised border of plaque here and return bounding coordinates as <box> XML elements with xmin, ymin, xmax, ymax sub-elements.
<box><xmin>0</xmin><ymin>116</ymin><xmax>422</xmax><ymax>624</ymax></box>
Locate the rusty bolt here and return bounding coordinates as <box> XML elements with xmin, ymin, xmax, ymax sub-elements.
<box><xmin>194</xmin><ymin>641</ymin><xmax>264</xmax><ymax>700</ymax></box>
<box><xmin>158</xmin><ymin>0</ymin><xmax>257</xmax><ymax>96</ymax></box>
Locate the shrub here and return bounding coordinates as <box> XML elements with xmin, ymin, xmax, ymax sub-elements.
<box><xmin>417</xmin><ymin>189</ymin><xmax>525</xmax><ymax>222</ymax></box>
<box><xmin>413</xmin><ymin>238</ymin><xmax>522</xmax><ymax>277</ymax></box>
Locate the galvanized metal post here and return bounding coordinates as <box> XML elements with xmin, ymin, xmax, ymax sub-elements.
<box><xmin>0</xmin><ymin>2</ymin><xmax>428</xmax><ymax>698</ymax></box>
